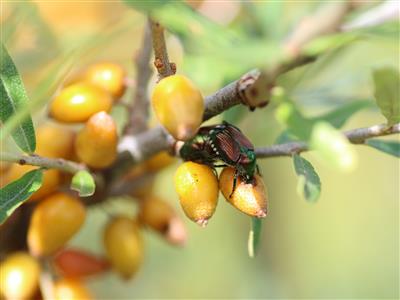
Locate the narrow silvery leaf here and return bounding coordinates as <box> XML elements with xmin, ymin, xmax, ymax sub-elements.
<box><xmin>0</xmin><ymin>43</ymin><xmax>36</xmax><ymax>153</ymax></box>
<box><xmin>293</xmin><ymin>154</ymin><xmax>321</xmax><ymax>202</ymax></box>
<box><xmin>0</xmin><ymin>169</ymin><xmax>43</xmax><ymax>224</ymax></box>
<box><xmin>248</xmin><ymin>217</ymin><xmax>262</xmax><ymax>258</ymax></box>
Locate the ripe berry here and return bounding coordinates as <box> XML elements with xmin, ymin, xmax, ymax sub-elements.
<box><xmin>174</xmin><ymin>162</ymin><xmax>219</xmax><ymax>226</ymax></box>
<box><xmin>84</xmin><ymin>62</ymin><xmax>126</xmax><ymax>100</ymax></box>
<box><xmin>35</xmin><ymin>123</ymin><xmax>75</xmax><ymax>159</ymax></box>
<box><xmin>138</xmin><ymin>196</ymin><xmax>187</xmax><ymax>246</ymax></box>
<box><xmin>0</xmin><ymin>252</ymin><xmax>40</xmax><ymax>300</ymax></box>
<box><xmin>145</xmin><ymin>151</ymin><xmax>176</xmax><ymax>172</ymax></box>
<box><xmin>75</xmin><ymin>111</ymin><xmax>118</xmax><ymax>169</ymax></box>
<box><xmin>53</xmin><ymin>278</ymin><xmax>93</xmax><ymax>300</ymax></box>
<box><xmin>151</xmin><ymin>74</ymin><xmax>204</xmax><ymax>141</ymax></box>
<box><xmin>50</xmin><ymin>82</ymin><xmax>112</xmax><ymax>123</ymax></box>
<box><xmin>103</xmin><ymin>216</ymin><xmax>144</xmax><ymax>279</ymax></box>
<box><xmin>53</xmin><ymin>248</ymin><xmax>110</xmax><ymax>278</ymax></box>
<box><xmin>27</xmin><ymin>192</ymin><xmax>86</xmax><ymax>256</ymax></box>
<box><xmin>219</xmin><ymin>167</ymin><xmax>267</xmax><ymax>218</ymax></box>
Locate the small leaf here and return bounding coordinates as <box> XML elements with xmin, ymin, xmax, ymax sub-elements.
<box><xmin>293</xmin><ymin>154</ymin><xmax>321</xmax><ymax>202</ymax></box>
<box><xmin>123</xmin><ymin>0</ymin><xmax>171</xmax><ymax>12</ymax></box>
<box><xmin>0</xmin><ymin>43</ymin><xmax>36</xmax><ymax>153</ymax></box>
<box><xmin>372</xmin><ymin>68</ymin><xmax>400</xmax><ymax>125</ymax></box>
<box><xmin>310</xmin><ymin>122</ymin><xmax>358</xmax><ymax>172</ymax></box>
<box><xmin>314</xmin><ymin>101</ymin><xmax>371</xmax><ymax>129</ymax></box>
<box><xmin>275</xmin><ymin>102</ymin><xmax>314</xmax><ymax>140</ymax></box>
<box><xmin>366</xmin><ymin>139</ymin><xmax>400</xmax><ymax>158</ymax></box>
<box><xmin>303</xmin><ymin>32</ymin><xmax>358</xmax><ymax>56</ymax></box>
<box><xmin>71</xmin><ymin>170</ymin><xmax>95</xmax><ymax>197</ymax></box>
<box><xmin>248</xmin><ymin>217</ymin><xmax>262</xmax><ymax>258</ymax></box>
<box><xmin>0</xmin><ymin>169</ymin><xmax>43</xmax><ymax>224</ymax></box>
<box><xmin>274</xmin><ymin>130</ymin><xmax>298</xmax><ymax>144</ymax></box>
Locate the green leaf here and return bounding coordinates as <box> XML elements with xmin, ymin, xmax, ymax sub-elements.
<box><xmin>293</xmin><ymin>154</ymin><xmax>321</xmax><ymax>203</ymax></box>
<box><xmin>71</xmin><ymin>170</ymin><xmax>95</xmax><ymax>197</ymax></box>
<box><xmin>366</xmin><ymin>139</ymin><xmax>400</xmax><ymax>158</ymax></box>
<box><xmin>0</xmin><ymin>169</ymin><xmax>43</xmax><ymax>224</ymax></box>
<box><xmin>123</xmin><ymin>0</ymin><xmax>172</xmax><ymax>12</ymax></box>
<box><xmin>310</xmin><ymin>122</ymin><xmax>358</xmax><ymax>172</ymax></box>
<box><xmin>0</xmin><ymin>43</ymin><xmax>36</xmax><ymax>153</ymax></box>
<box><xmin>372</xmin><ymin>68</ymin><xmax>400</xmax><ymax>125</ymax></box>
<box><xmin>274</xmin><ymin>130</ymin><xmax>297</xmax><ymax>144</ymax></box>
<box><xmin>275</xmin><ymin>102</ymin><xmax>314</xmax><ymax>140</ymax></box>
<box><xmin>248</xmin><ymin>217</ymin><xmax>262</xmax><ymax>258</ymax></box>
<box><xmin>314</xmin><ymin>101</ymin><xmax>371</xmax><ymax>128</ymax></box>
<box><xmin>303</xmin><ymin>32</ymin><xmax>358</xmax><ymax>56</ymax></box>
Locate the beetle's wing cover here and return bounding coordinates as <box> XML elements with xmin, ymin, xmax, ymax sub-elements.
<box><xmin>214</xmin><ymin>131</ymin><xmax>241</xmax><ymax>162</ymax></box>
<box><xmin>225</xmin><ymin>126</ymin><xmax>254</xmax><ymax>149</ymax></box>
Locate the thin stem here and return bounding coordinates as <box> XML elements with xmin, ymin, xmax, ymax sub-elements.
<box><xmin>255</xmin><ymin>123</ymin><xmax>400</xmax><ymax>158</ymax></box>
<box><xmin>124</xmin><ymin>18</ymin><xmax>153</xmax><ymax>135</ymax></box>
<box><xmin>0</xmin><ymin>152</ymin><xmax>86</xmax><ymax>174</ymax></box>
<box><xmin>150</xmin><ymin>19</ymin><xmax>175</xmax><ymax>79</ymax></box>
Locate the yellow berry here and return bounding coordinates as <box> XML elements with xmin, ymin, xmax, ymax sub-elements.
<box><xmin>27</xmin><ymin>192</ymin><xmax>86</xmax><ymax>256</ymax></box>
<box><xmin>84</xmin><ymin>62</ymin><xmax>126</xmax><ymax>100</ymax></box>
<box><xmin>174</xmin><ymin>162</ymin><xmax>219</xmax><ymax>226</ymax></box>
<box><xmin>219</xmin><ymin>167</ymin><xmax>267</xmax><ymax>218</ymax></box>
<box><xmin>0</xmin><ymin>252</ymin><xmax>40</xmax><ymax>300</ymax></box>
<box><xmin>35</xmin><ymin>123</ymin><xmax>75</xmax><ymax>159</ymax></box>
<box><xmin>50</xmin><ymin>82</ymin><xmax>112</xmax><ymax>123</ymax></box>
<box><xmin>145</xmin><ymin>151</ymin><xmax>176</xmax><ymax>172</ymax></box>
<box><xmin>152</xmin><ymin>74</ymin><xmax>204</xmax><ymax>141</ymax></box>
<box><xmin>75</xmin><ymin>111</ymin><xmax>118</xmax><ymax>169</ymax></box>
<box><xmin>103</xmin><ymin>216</ymin><xmax>144</xmax><ymax>279</ymax></box>
<box><xmin>138</xmin><ymin>196</ymin><xmax>186</xmax><ymax>246</ymax></box>
<box><xmin>53</xmin><ymin>278</ymin><xmax>93</xmax><ymax>300</ymax></box>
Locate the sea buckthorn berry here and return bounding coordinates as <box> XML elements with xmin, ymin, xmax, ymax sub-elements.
<box><xmin>35</xmin><ymin>123</ymin><xmax>75</xmax><ymax>159</ymax></box>
<box><xmin>75</xmin><ymin>111</ymin><xmax>118</xmax><ymax>169</ymax></box>
<box><xmin>27</xmin><ymin>192</ymin><xmax>86</xmax><ymax>256</ymax></box>
<box><xmin>4</xmin><ymin>165</ymin><xmax>61</xmax><ymax>201</ymax></box>
<box><xmin>219</xmin><ymin>167</ymin><xmax>267</xmax><ymax>218</ymax></box>
<box><xmin>174</xmin><ymin>162</ymin><xmax>219</xmax><ymax>227</ymax></box>
<box><xmin>138</xmin><ymin>196</ymin><xmax>187</xmax><ymax>246</ymax></box>
<box><xmin>151</xmin><ymin>74</ymin><xmax>204</xmax><ymax>141</ymax></box>
<box><xmin>84</xmin><ymin>62</ymin><xmax>127</xmax><ymax>100</ymax></box>
<box><xmin>0</xmin><ymin>252</ymin><xmax>40</xmax><ymax>300</ymax></box>
<box><xmin>145</xmin><ymin>151</ymin><xmax>176</xmax><ymax>172</ymax></box>
<box><xmin>103</xmin><ymin>216</ymin><xmax>144</xmax><ymax>279</ymax></box>
<box><xmin>53</xmin><ymin>248</ymin><xmax>110</xmax><ymax>278</ymax></box>
<box><xmin>53</xmin><ymin>278</ymin><xmax>93</xmax><ymax>300</ymax></box>
<box><xmin>49</xmin><ymin>82</ymin><xmax>112</xmax><ymax>123</ymax></box>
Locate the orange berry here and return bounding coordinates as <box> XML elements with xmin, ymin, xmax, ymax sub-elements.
<box><xmin>35</xmin><ymin>123</ymin><xmax>75</xmax><ymax>159</ymax></box>
<box><xmin>84</xmin><ymin>62</ymin><xmax>126</xmax><ymax>100</ymax></box>
<box><xmin>145</xmin><ymin>151</ymin><xmax>176</xmax><ymax>172</ymax></box>
<box><xmin>219</xmin><ymin>167</ymin><xmax>267</xmax><ymax>218</ymax></box>
<box><xmin>138</xmin><ymin>196</ymin><xmax>187</xmax><ymax>246</ymax></box>
<box><xmin>0</xmin><ymin>252</ymin><xmax>40</xmax><ymax>300</ymax></box>
<box><xmin>174</xmin><ymin>162</ymin><xmax>219</xmax><ymax>226</ymax></box>
<box><xmin>53</xmin><ymin>248</ymin><xmax>110</xmax><ymax>278</ymax></box>
<box><xmin>28</xmin><ymin>192</ymin><xmax>86</xmax><ymax>256</ymax></box>
<box><xmin>49</xmin><ymin>82</ymin><xmax>112</xmax><ymax>123</ymax></box>
<box><xmin>103</xmin><ymin>216</ymin><xmax>143</xmax><ymax>279</ymax></box>
<box><xmin>152</xmin><ymin>74</ymin><xmax>204</xmax><ymax>141</ymax></box>
<box><xmin>53</xmin><ymin>278</ymin><xmax>92</xmax><ymax>300</ymax></box>
<box><xmin>4</xmin><ymin>165</ymin><xmax>61</xmax><ymax>201</ymax></box>
<box><xmin>75</xmin><ymin>111</ymin><xmax>118</xmax><ymax>169</ymax></box>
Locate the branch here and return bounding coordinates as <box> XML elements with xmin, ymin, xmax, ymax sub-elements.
<box><xmin>150</xmin><ymin>19</ymin><xmax>175</xmax><ymax>79</ymax></box>
<box><xmin>0</xmin><ymin>152</ymin><xmax>86</xmax><ymax>174</ymax></box>
<box><xmin>255</xmin><ymin>123</ymin><xmax>400</xmax><ymax>158</ymax></box>
<box><xmin>124</xmin><ymin>19</ymin><xmax>153</xmax><ymax>135</ymax></box>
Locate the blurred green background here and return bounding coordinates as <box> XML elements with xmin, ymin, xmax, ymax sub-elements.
<box><xmin>1</xmin><ymin>1</ymin><xmax>399</xmax><ymax>298</ymax></box>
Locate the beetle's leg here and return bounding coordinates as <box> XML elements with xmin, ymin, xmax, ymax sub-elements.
<box><xmin>213</xmin><ymin>164</ymin><xmax>229</xmax><ymax>168</ymax></box>
<box><xmin>256</xmin><ymin>164</ymin><xmax>262</xmax><ymax>176</ymax></box>
<box><xmin>229</xmin><ymin>169</ymin><xmax>239</xmax><ymax>198</ymax></box>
